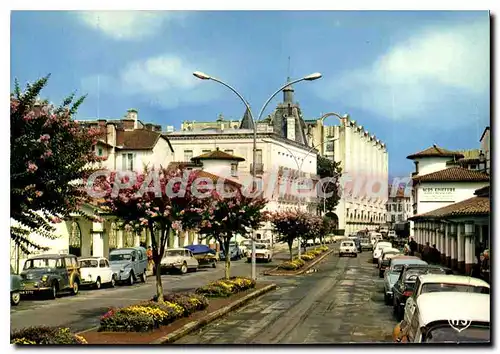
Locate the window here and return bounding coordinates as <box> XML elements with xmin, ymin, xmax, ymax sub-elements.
<box><xmin>326</xmin><ymin>143</ymin><xmax>334</xmax><ymax>152</ymax></box>
<box><xmin>398</xmin><ymin>204</ymin><xmax>402</xmax><ymax>212</ymax></box>
<box><xmin>398</xmin><ymin>214</ymin><xmax>403</xmax><ymax>221</ymax></box>
<box><xmin>122</xmin><ymin>153</ymin><xmax>134</xmax><ymax>171</ymax></box>
<box><xmin>202</xmin><ymin>149</ymin><xmax>211</xmax><ymax>154</ymax></box>
<box><xmin>391</xmin><ymin>215</ymin><xmax>396</xmax><ymax>222</ymax></box>
<box><xmin>256</xmin><ymin>149</ymin><xmax>263</xmax><ymax>164</ymax></box>
<box><xmin>414</xmin><ymin>161</ymin><xmax>419</xmax><ymax>174</ymax></box>
<box><xmin>231</xmin><ymin>163</ymin><xmax>238</xmax><ymax>177</ymax></box>
<box><xmin>470</xmin><ymin>164</ymin><xmax>477</xmax><ymax>170</ymax></box>
<box><xmin>99</xmin><ymin>259</ymin><xmax>106</xmax><ymax>268</ymax></box>
<box><xmin>184</xmin><ymin>150</ymin><xmax>193</xmax><ymax>161</ymax></box>
<box><xmin>97</xmin><ymin>148</ymin><xmax>103</xmax><ymax>156</ymax></box>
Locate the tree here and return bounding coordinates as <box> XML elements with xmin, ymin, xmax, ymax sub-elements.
<box><xmin>316</xmin><ymin>156</ymin><xmax>342</xmax><ymax>214</ymax></box>
<box><xmin>318</xmin><ymin>216</ymin><xmax>336</xmax><ymax>245</ymax></box>
<box><xmin>269</xmin><ymin>210</ymin><xmax>316</xmax><ymax>260</ymax></box>
<box><xmin>97</xmin><ymin>168</ymin><xmax>206</xmax><ymax>302</ymax></box>
<box><xmin>197</xmin><ymin>188</ymin><xmax>268</xmax><ymax>279</ymax></box>
<box><xmin>11</xmin><ymin>75</ymin><xmax>104</xmax><ymax>254</ymax></box>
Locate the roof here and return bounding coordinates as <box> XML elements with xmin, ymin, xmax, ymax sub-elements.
<box><xmin>417</xmin><ymin>274</ymin><xmax>490</xmax><ymax>288</ymax></box>
<box><xmin>416</xmin><ymin>292</ymin><xmax>490</xmax><ymax>326</ymax></box>
<box><xmin>413</xmin><ymin>167</ymin><xmax>489</xmax><ymax>183</ymax></box>
<box><xmin>391</xmin><ymin>257</ymin><xmax>427</xmax><ymax>266</ymax></box>
<box><xmin>474</xmin><ymin>185</ymin><xmax>490</xmax><ymax>197</ymax></box>
<box><xmin>409</xmin><ymin>196</ymin><xmax>490</xmax><ymax>220</ymax></box>
<box><xmin>191</xmin><ymin>148</ymin><xmax>245</xmax><ymax>162</ymax></box>
<box><xmin>193</xmin><ymin>170</ymin><xmax>242</xmax><ymax>188</ymax></box>
<box><xmin>480</xmin><ymin>127</ymin><xmax>490</xmax><ymax>142</ymax></box>
<box><xmin>27</xmin><ymin>254</ymin><xmax>75</xmax><ymax>259</ymax></box>
<box><xmin>116</xmin><ymin>129</ymin><xmax>173</xmax><ymax>151</ymax></box>
<box><xmin>382</xmin><ymin>248</ymin><xmax>401</xmax><ymax>254</ymax></box>
<box><xmin>407</xmin><ymin>145</ymin><xmax>464</xmax><ymax>160</ymax></box>
<box><xmin>167</xmin><ymin>161</ymin><xmax>203</xmax><ymax>170</ymax></box>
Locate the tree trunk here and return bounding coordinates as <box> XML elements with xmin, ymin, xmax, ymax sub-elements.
<box><xmin>224</xmin><ymin>238</ymin><xmax>231</xmax><ymax>279</ymax></box>
<box><xmin>287</xmin><ymin>239</ymin><xmax>293</xmax><ymax>260</ymax></box>
<box><xmin>155</xmin><ymin>261</ymin><xmax>164</xmax><ymax>302</ymax></box>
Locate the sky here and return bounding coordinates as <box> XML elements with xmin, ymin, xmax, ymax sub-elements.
<box><xmin>10</xmin><ymin>10</ymin><xmax>490</xmax><ymax>178</ymax></box>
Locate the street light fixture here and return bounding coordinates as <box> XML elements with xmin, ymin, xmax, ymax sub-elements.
<box><xmin>193</xmin><ymin>70</ymin><xmax>322</xmax><ymax>280</ymax></box>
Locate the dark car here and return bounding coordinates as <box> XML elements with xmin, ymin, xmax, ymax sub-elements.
<box><xmin>219</xmin><ymin>242</ymin><xmax>242</xmax><ymax>261</ymax></box>
<box><xmin>392</xmin><ymin>264</ymin><xmax>452</xmax><ymax>320</ymax></box>
<box><xmin>20</xmin><ymin>254</ymin><xmax>81</xmax><ymax>299</ymax></box>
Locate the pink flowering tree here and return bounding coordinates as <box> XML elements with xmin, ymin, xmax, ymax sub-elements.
<box><xmin>96</xmin><ymin>167</ymin><xmax>206</xmax><ymax>302</ymax></box>
<box><xmin>196</xmin><ymin>188</ymin><xmax>268</xmax><ymax>280</ymax></box>
<box><xmin>269</xmin><ymin>210</ymin><xmax>306</xmax><ymax>260</ymax></box>
<box><xmin>11</xmin><ymin>76</ymin><xmax>104</xmax><ymax>253</ymax></box>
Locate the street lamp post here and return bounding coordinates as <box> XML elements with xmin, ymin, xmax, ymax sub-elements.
<box><xmin>193</xmin><ymin>71</ymin><xmax>322</xmax><ymax>280</ymax></box>
<box><xmin>262</xmin><ymin>137</ymin><xmax>338</xmax><ymax>256</ymax></box>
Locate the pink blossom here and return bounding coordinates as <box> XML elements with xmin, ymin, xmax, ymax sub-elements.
<box><xmin>41</xmin><ymin>150</ymin><xmax>53</xmax><ymax>159</ymax></box>
<box><xmin>38</xmin><ymin>134</ymin><xmax>50</xmax><ymax>143</ymax></box>
<box><xmin>27</xmin><ymin>162</ymin><xmax>38</xmax><ymax>173</ymax></box>
<box><xmin>49</xmin><ymin>216</ymin><xmax>62</xmax><ymax>224</ymax></box>
<box><xmin>35</xmin><ymin>191</ymin><xmax>43</xmax><ymax>197</ymax></box>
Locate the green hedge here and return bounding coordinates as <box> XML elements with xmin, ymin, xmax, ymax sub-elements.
<box><xmin>11</xmin><ymin>326</ymin><xmax>87</xmax><ymax>344</ymax></box>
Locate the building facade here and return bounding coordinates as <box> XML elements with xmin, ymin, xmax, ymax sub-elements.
<box><xmin>305</xmin><ymin>116</ymin><xmax>389</xmax><ymax>235</ymax></box>
<box><xmin>386</xmin><ymin>185</ymin><xmax>413</xmax><ymax>227</ymax></box>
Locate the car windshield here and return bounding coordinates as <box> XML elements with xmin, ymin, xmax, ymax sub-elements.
<box><xmin>391</xmin><ymin>264</ymin><xmax>405</xmax><ymax>273</ymax></box>
<box><xmin>109</xmin><ymin>253</ymin><xmax>133</xmax><ymax>262</ymax></box>
<box><xmin>424</xmin><ymin>326</ymin><xmax>490</xmax><ymax>343</ymax></box>
<box><xmin>79</xmin><ymin>259</ymin><xmax>98</xmax><ymax>268</ymax></box>
<box><xmin>255</xmin><ymin>244</ymin><xmax>267</xmax><ymax>250</ymax></box>
<box><xmin>341</xmin><ymin>242</ymin><xmax>354</xmax><ymax>247</ymax></box>
<box><xmin>421</xmin><ymin>283</ymin><xmax>490</xmax><ymax>294</ymax></box>
<box><xmin>360</xmin><ymin>238</ymin><xmax>369</xmax><ymax>243</ymax></box>
<box><xmin>165</xmin><ymin>250</ymin><xmax>185</xmax><ymax>257</ymax></box>
<box><xmin>24</xmin><ymin>258</ymin><xmax>61</xmax><ymax>269</ymax></box>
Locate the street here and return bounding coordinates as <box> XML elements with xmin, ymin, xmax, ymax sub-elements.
<box><xmin>10</xmin><ymin>248</ymin><xmax>293</xmax><ymax>332</ymax></box>
<box><xmin>175</xmin><ymin>249</ymin><xmax>397</xmax><ymax>344</ymax></box>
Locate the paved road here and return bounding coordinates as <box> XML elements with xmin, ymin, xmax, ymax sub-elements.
<box><xmin>10</xmin><ymin>247</ymin><xmax>300</xmax><ymax>332</ymax></box>
<box><xmin>175</xmin><ymin>249</ymin><xmax>397</xmax><ymax>344</ymax></box>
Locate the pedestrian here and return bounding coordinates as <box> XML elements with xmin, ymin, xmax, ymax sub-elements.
<box><xmin>422</xmin><ymin>242</ymin><xmax>431</xmax><ymax>263</ymax></box>
<box><xmin>431</xmin><ymin>244</ymin><xmax>440</xmax><ymax>264</ymax></box>
<box><xmin>146</xmin><ymin>246</ymin><xmax>154</xmax><ymax>271</ymax></box>
<box><xmin>409</xmin><ymin>237</ymin><xmax>417</xmax><ymax>257</ymax></box>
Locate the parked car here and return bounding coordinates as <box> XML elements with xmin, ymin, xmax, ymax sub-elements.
<box><xmin>10</xmin><ymin>265</ymin><xmax>24</xmax><ymax>306</ymax></box>
<box><xmin>379</xmin><ymin>251</ymin><xmax>403</xmax><ymax>277</ymax></box>
<box><xmin>185</xmin><ymin>244</ymin><xmax>217</xmax><ymax>268</ymax></box>
<box><xmin>378</xmin><ymin>247</ymin><xmax>401</xmax><ymax>273</ymax></box>
<box><xmin>109</xmin><ymin>247</ymin><xmax>148</xmax><ymax>285</ymax></box>
<box><xmin>370</xmin><ymin>232</ymin><xmax>383</xmax><ymax>245</ymax></box>
<box><xmin>247</xmin><ymin>243</ymin><xmax>273</xmax><ymax>262</ymax></box>
<box><xmin>372</xmin><ymin>241</ymin><xmax>392</xmax><ymax>263</ymax></box>
<box><xmin>401</xmin><ymin>292</ymin><xmax>490</xmax><ymax>343</ymax></box>
<box><xmin>220</xmin><ymin>242</ymin><xmax>243</xmax><ymax>261</ymax></box>
<box><xmin>389</xmin><ymin>262</ymin><xmax>449</xmax><ymax>310</ymax></box>
<box><xmin>402</xmin><ymin>274</ymin><xmax>490</xmax><ymax>324</ymax></box>
<box><xmin>160</xmin><ymin>248</ymin><xmax>199</xmax><ymax>274</ymax></box>
<box><xmin>239</xmin><ymin>240</ymin><xmax>252</xmax><ymax>255</ymax></box>
<box><xmin>20</xmin><ymin>254</ymin><xmax>81</xmax><ymax>299</ymax></box>
<box><xmin>79</xmin><ymin>257</ymin><xmax>116</xmax><ymax>289</ymax></box>
<box><xmin>359</xmin><ymin>237</ymin><xmax>372</xmax><ymax>250</ymax></box>
<box><xmin>339</xmin><ymin>240</ymin><xmax>358</xmax><ymax>257</ymax></box>
<box><xmin>388</xmin><ymin>230</ymin><xmax>397</xmax><ymax>239</ymax></box>
<box><xmin>348</xmin><ymin>236</ymin><xmax>362</xmax><ymax>253</ymax></box>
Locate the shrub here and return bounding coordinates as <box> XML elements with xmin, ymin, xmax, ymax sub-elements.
<box><xmin>316</xmin><ymin>246</ymin><xmax>329</xmax><ymax>252</ymax></box>
<box><xmin>278</xmin><ymin>258</ymin><xmax>306</xmax><ymax>270</ymax></box>
<box><xmin>300</xmin><ymin>254</ymin><xmax>315</xmax><ymax>261</ymax></box>
<box><xmin>11</xmin><ymin>326</ymin><xmax>87</xmax><ymax>345</ymax></box>
<box><xmin>195</xmin><ymin>277</ymin><xmax>256</xmax><ymax>297</ymax></box>
<box><xmin>161</xmin><ymin>293</ymin><xmax>209</xmax><ymax>316</ymax></box>
<box><xmin>99</xmin><ymin>301</ymin><xmax>184</xmax><ymax>332</ymax></box>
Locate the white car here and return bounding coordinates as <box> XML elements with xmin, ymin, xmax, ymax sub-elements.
<box><xmin>377</xmin><ymin>247</ymin><xmax>401</xmax><ymax>270</ymax></box>
<box><xmin>160</xmin><ymin>248</ymin><xmax>199</xmax><ymax>274</ymax></box>
<box><xmin>339</xmin><ymin>240</ymin><xmax>358</xmax><ymax>257</ymax></box>
<box><xmin>403</xmin><ymin>274</ymin><xmax>490</xmax><ymax>326</ymax></box>
<box><xmin>372</xmin><ymin>241</ymin><xmax>392</xmax><ymax>263</ymax></box>
<box><xmin>247</xmin><ymin>243</ymin><xmax>273</xmax><ymax>262</ymax></box>
<box><xmin>370</xmin><ymin>232</ymin><xmax>383</xmax><ymax>245</ymax></box>
<box><xmin>239</xmin><ymin>240</ymin><xmax>252</xmax><ymax>255</ymax></box>
<box><xmin>79</xmin><ymin>257</ymin><xmax>116</xmax><ymax>289</ymax></box>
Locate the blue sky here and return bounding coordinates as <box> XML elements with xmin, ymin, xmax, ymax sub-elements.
<box><xmin>11</xmin><ymin>10</ymin><xmax>490</xmax><ymax>177</ymax></box>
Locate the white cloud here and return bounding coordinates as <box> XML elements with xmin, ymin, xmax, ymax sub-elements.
<box><xmin>76</xmin><ymin>11</ymin><xmax>186</xmax><ymax>40</ymax></box>
<box><xmin>317</xmin><ymin>20</ymin><xmax>489</xmax><ymax>123</ymax></box>
<box><xmin>82</xmin><ymin>54</ymin><xmax>224</xmax><ymax>109</ymax></box>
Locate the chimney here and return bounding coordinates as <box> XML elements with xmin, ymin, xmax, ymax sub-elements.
<box><xmin>97</xmin><ymin>119</ymin><xmax>107</xmax><ymax>137</ymax></box>
<box><xmin>126</xmin><ymin>109</ymin><xmax>138</xmax><ymax>129</ymax></box>
<box><xmin>145</xmin><ymin>123</ymin><xmax>153</xmax><ymax>131</ymax></box>
<box><xmin>154</xmin><ymin>125</ymin><xmax>162</xmax><ymax>132</ymax></box>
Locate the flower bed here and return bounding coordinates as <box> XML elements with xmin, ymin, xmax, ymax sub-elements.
<box><xmin>195</xmin><ymin>277</ymin><xmax>256</xmax><ymax>297</ymax></box>
<box><xmin>275</xmin><ymin>246</ymin><xmax>331</xmax><ymax>272</ymax></box>
<box><xmin>11</xmin><ymin>326</ymin><xmax>87</xmax><ymax>345</ymax></box>
<box><xmin>100</xmin><ymin>293</ymin><xmax>208</xmax><ymax>332</ymax></box>
<box><xmin>80</xmin><ymin>282</ymin><xmax>271</xmax><ymax>345</ymax></box>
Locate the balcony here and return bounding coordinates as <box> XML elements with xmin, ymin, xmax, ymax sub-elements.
<box><xmin>250</xmin><ymin>163</ymin><xmax>264</xmax><ymax>175</ymax></box>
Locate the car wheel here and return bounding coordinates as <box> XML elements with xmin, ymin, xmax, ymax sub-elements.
<box><xmin>354</xmin><ymin>253</ymin><xmax>357</xmax><ymax>258</ymax></box>
<box><xmin>180</xmin><ymin>262</ymin><xmax>188</xmax><ymax>275</ymax></box>
<box><xmin>11</xmin><ymin>291</ymin><xmax>21</xmax><ymax>306</ymax></box>
<box><xmin>95</xmin><ymin>277</ymin><xmax>101</xmax><ymax>290</ymax></box>
<box><xmin>212</xmin><ymin>262</ymin><xmax>217</xmax><ymax>268</ymax></box>
<box><xmin>49</xmin><ymin>282</ymin><xmax>58</xmax><ymax>299</ymax></box>
<box><xmin>128</xmin><ymin>273</ymin><xmax>135</xmax><ymax>286</ymax></box>
<box><xmin>379</xmin><ymin>271</ymin><xmax>384</xmax><ymax>278</ymax></box>
<box><xmin>140</xmin><ymin>272</ymin><xmax>147</xmax><ymax>283</ymax></box>
<box><xmin>110</xmin><ymin>275</ymin><xmax>116</xmax><ymax>288</ymax></box>
<box><xmin>71</xmin><ymin>280</ymin><xmax>79</xmax><ymax>296</ymax></box>
<box><xmin>384</xmin><ymin>293</ymin><xmax>390</xmax><ymax>305</ymax></box>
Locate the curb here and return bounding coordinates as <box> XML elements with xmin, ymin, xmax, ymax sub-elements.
<box><xmin>263</xmin><ymin>248</ymin><xmax>335</xmax><ymax>276</ymax></box>
<box><xmin>149</xmin><ymin>283</ymin><xmax>277</xmax><ymax>344</ymax></box>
